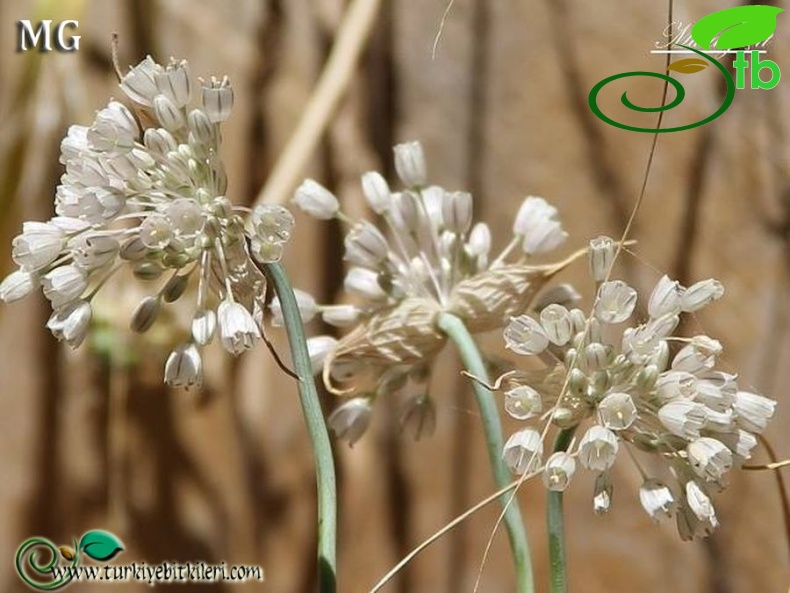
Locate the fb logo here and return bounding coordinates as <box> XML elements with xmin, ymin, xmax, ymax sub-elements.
<box><xmin>17</xmin><ymin>20</ymin><xmax>81</xmax><ymax>52</ymax></box>
<box><xmin>589</xmin><ymin>6</ymin><xmax>783</xmax><ymax>133</ymax></box>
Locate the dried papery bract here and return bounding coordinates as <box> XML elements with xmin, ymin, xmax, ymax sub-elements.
<box><xmin>499</xmin><ymin>235</ymin><xmax>776</xmax><ymax>540</ymax></box>
<box><xmin>289</xmin><ymin>140</ymin><xmax>577</xmax><ymax>444</ymax></box>
<box><xmin>0</xmin><ymin>55</ymin><xmax>295</xmax><ymax>386</ymax></box>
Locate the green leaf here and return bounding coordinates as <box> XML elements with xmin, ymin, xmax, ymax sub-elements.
<box><xmin>78</xmin><ymin>530</ymin><xmax>124</xmax><ymax>562</ymax></box>
<box><xmin>692</xmin><ymin>6</ymin><xmax>783</xmax><ymax>51</ymax></box>
<box><xmin>667</xmin><ymin>58</ymin><xmax>709</xmax><ymax>74</ymax></box>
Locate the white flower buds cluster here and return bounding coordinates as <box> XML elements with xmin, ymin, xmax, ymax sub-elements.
<box><xmin>289</xmin><ymin>141</ymin><xmax>569</xmax><ymax>445</ymax></box>
<box><xmin>499</xmin><ymin>236</ymin><xmax>775</xmax><ymax>539</ymax></box>
<box><xmin>1</xmin><ymin>55</ymin><xmax>295</xmax><ymax>389</ymax></box>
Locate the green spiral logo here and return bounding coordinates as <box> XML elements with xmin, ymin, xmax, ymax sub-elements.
<box><xmin>14</xmin><ymin>537</ymin><xmax>77</xmax><ymax>591</ymax></box>
<box><xmin>587</xmin><ymin>45</ymin><xmax>736</xmax><ymax>133</ymax></box>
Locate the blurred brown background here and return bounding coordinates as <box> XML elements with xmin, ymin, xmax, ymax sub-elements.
<box><xmin>1</xmin><ymin>0</ymin><xmax>789</xmax><ymax>591</ymax></box>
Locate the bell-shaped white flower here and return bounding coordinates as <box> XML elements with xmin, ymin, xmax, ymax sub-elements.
<box><xmin>502</xmin><ymin>428</ymin><xmax>543</xmax><ymax>475</ymax></box>
<box><xmin>658</xmin><ymin>400</ymin><xmax>707</xmax><ymax>440</ymax></box>
<box><xmin>329</xmin><ymin>397</ymin><xmax>372</xmax><ymax>446</ymax></box>
<box><xmin>504</xmin><ymin>315</ymin><xmax>549</xmax><ymax>355</ymax></box>
<box><xmin>543</xmin><ymin>451</ymin><xmax>576</xmax><ymax>491</ymax></box>
<box><xmin>307</xmin><ymin>336</ymin><xmax>337</xmax><ymax>375</ymax></box>
<box><xmin>165</xmin><ymin>343</ymin><xmax>203</xmax><ymax>388</ymax></box>
<box><xmin>593</xmin><ymin>472</ymin><xmax>613</xmax><ymax>514</ymax></box>
<box><xmin>218</xmin><ymin>300</ymin><xmax>261</xmax><ymax>355</ymax></box>
<box><xmin>687</xmin><ymin>437</ymin><xmax>733</xmax><ymax>481</ymax></box>
<box><xmin>41</xmin><ymin>265</ymin><xmax>87</xmax><ymax>308</ymax></box>
<box><xmin>577</xmin><ymin>425</ymin><xmax>619</xmax><ymax>471</ymax></box>
<box><xmin>441</xmin><ymin>191</ymin><xmax>473</xmax><ymax>234</ymax></box>
<box><xmin>597</xmin><ymin>392</ymin><xmax>637</xmax><ymax>430</ymax></box>
<box><xmin>733</xmin><ymin>390</ymin><xmax>776</xmax><ymax>433</ymax></box>
<box><xmin>594</xmin><ymin>280</ymin><xmax>637</xmax><ymax>324</ymax></box>
<box><xmin>588</xmin><ymin>235</ymin><xmax>616</xmax><ymax>282</ymax></box>
<box><xmin>201</xmin><ymin>75</ymin><xmax>234</xmax><ymax>122</ymax></box>
<box><xmin>345</xmin><ymin>221</ymin><xmax>390</xmax><ymax>268</ymax></box>
<box><xmin>639</xmin><ymin>478</ymin><xmax>676</xmax><ymax>522</ymax></box>
<box><xmin>0</xmin><ymin>270</ymin><xmax>38</xmax><ymax>303</ymax></box>
<box><xmin>192</xmin><ymin>309</ymin><xmax>217</xmax><ymax>346</ymax></box>
<box><xmin>504</xmin><ymin>385</ymin><xmax>542</xmax><ymax>420</ymax></box>
<box><xmin>12</xmin><ymin>222</ymin><xmax>64</xmax><ymax>272</ymax></box>
<box><xmin>540</xmin><ymin>304</ymin><xmax>573</xmax><ymax>346</ymax></box>
<box><xmin>513</xmin><ymin>196</ymin><xmax>568</xmax><ymax>255</ymax></box>
<box><xmin>681</xmin><ymin>278</ymin><xmax>724</xmax><ymax>313</ymax></box>
<box><xmin>685</xmin><ymin>480</ymin><xmax>718</xmax><ymax>526</ymax></box>
<box><xmin>46</xmin><ymin>300</ymin><xmax>92</xmax><ymax>348</ymax></box>
<box><xmin>648</xmin><ymin>275</ymin><xmax>684</xmax><ymax>318</ymax></box>
<box><xmin>269</xmin><ymin>289</ymin><xmax>317</xmax><ymax>327</ymax></box>
<box><xmin>293</xmin><ymin>179</ymin><xmax>339</xmax><ymax>220</ymax></box>
<box><xmin>361</xmin><ymin>171</ymin><xmax>392</xmax><ymax>213</ymax></box>
<box><xmin>344</xmin><ymin>267</ymin><xmax>386</xmax><ymax>300</ymax></box>
<box><xmin>120</xmin><ymin>55</ymin><xmax>161</xmax><ymax>106</ymax></box>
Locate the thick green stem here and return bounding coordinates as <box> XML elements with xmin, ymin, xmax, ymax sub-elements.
<box><xmin>547</xmin><ymin>428</ymin><xmax>575</xmax><ymax>593</ymax></box>
<box><xmin>437</xmin><ymin>312</ymin><xmax>533</xmax><ymax>593</ymax></box>
<box><xmin>266</xmin><ymin>262</ymin><xmax>337</xmax><ymax>593</ymax></box>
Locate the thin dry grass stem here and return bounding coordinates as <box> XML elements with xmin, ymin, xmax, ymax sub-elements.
<box><xmin>756</xmin><ymin>435</ymin><xmax>790</xmax><ymax>563</ymax></box>
<box><xmin>742</xmin><ymin>460</ymin><xmax>790</xmax><ymax>471</ymax></box>
<box><xmin>461</xmin><ymin>369</ymin><xmax>516</xmax><ymax>392</ymax></box>
<box><xmin>432</xmin><ymin>0</ymin><xmax>456</xmax><ymax>60</ymax></box>
<box><xmin>368</xmin><ymin>475</ymin><xmax>536</xmax><ymax>593</ymax></box>
<box><xmin>111</xmin><ymin>32</ymin><xmax>123</xmax><ymax>81</ymax></box>
<box><xmin>254</xmin><ymin>0</ymin><xmax>382</xmax><ymax>208</ymax></box>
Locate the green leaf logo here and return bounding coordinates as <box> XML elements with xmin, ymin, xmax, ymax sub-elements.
<box><xmin>78</xmin><ymin>530</ymin><xmax>124</xmax><ymax>562</ymax></box>
<box><xmin>667</xmin><ymin>58</ymin><xmax>709</xmax><ymax>74</ymax></box>
<box><xmin>692</xmin><ymin>6</ymin><xmax>783</xmax><ymax>51</ymax></box>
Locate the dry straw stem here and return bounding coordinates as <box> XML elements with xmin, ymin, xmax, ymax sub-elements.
<box><xmin>254</xmin><ymin>0</ymin><xmax>382</xmax><ymax>207</ymax></box>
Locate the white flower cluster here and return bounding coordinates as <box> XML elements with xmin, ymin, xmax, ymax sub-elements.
<box><xmin>0</xmin><ymin>56</ymin><xmax>294</xmax><ymax>388</ymax></box>
<box><xmin>287</xmin><ymin>140</ymin><xmax>570</xmax><ymax>444</ymax></box>
<box><xmin>500</xmin><ymin>236</ymin><xmax>776</xmax><ymax>540</ymax></box>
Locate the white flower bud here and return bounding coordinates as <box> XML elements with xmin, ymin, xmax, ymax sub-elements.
<box><xmin>143</xmin><ymin>127</ymin><xmax>178</xmax><ymax>155</ymax></box>
<box><xmin>293</xmin><ymin>179</ymin><xmax>339</xmax><ymax>220</ymax></box>
<box><xmin>361</xmin><ymin>171</ymin><xmax>392</xmax><ymax>213</ymax></box>
<box><xmin>120</xmin><ymin>237</ymin><xmax>149</xmax><ymax>261</ymax></box>
<box><xmin>269</xmin><ymin>289</ymin><xmax>317</xmax><ymax>327</ymax></box>
<box><xmin>733</xmin><ymin>390</ymin><xmax>776</xmax><ymax>433</ymax></box>
<box><xmin>42</xmin><ymin>265</ymin><xmax>88</xmax><ymax>308</ymax></box>
<box><xmin>543</xmin><ymin>452</ymin><xmax>576</xmax><ymax>491</ymax></box>
<box><xmin>648</xmin><ymin>275</ymin><xmax>684</xmax><ymax>318</ymax></box>
<box><xmin>583</xmin><ymin>342</ymin><xmax>611</xmax><ymax>371</ymax></box>
<box><xmin>655</xmin><ymin>370</ymin><xmax>696</xmax><ymax>403</ymax></box>
<box><xmin>307</xmin><ymin>336</ymin><xmax>337</xmax><ymax>375</ymax></box>
<box><xmin>502</xmin><ymin>428</ymin><xmax>543</xmax><ymax>475</ymax></box>
<box><xmin>344</xmin><ymin>267</ymin><xmax>387</xmax><ymax>300</ymax></box>
<box><xmin>467</xmin><ymin>223</ymin><xmax>491</xmax><ymax>257</ymax></box>
<box><xmin>597</xmin><ymin>392</ymin><xmax>637</xmax><ymax>430</ymax></box>
<box><xmin>165</xmin><ymin>343</ymin><xmax>203</xmax><ymax>388</ymax></box>
<box><xmin>201</xmin><ymin>75</ymin><xmax>234</xmax><ymax>123</ymax></box>
<box><xmin>192</xmin><ymin>309</ymin><xmax>217</xmax><ymax>346</ymax></box>
<box><xmin>658</xmin><ymin>400</ymin><xmax>707</xmax><ymax>440</ymax></box>
<box><xmin>577</xmin><ymin>425</ymin><xmax>619</xmax><ymax>471</ymax></box>
<box><xmin>594</xmin><ymin>280</ymin><xmax>637</xmax><ymax>324</ymax></box>
<box><xmin>671</xmin><ymin>336</ymin><xmax>721</xmax><ymax>373</ymax></box>
<box><xmin>12</xmin><ymin>222</ymin><xmax>65</xmax><ymax>272</ymax></box>
<box><xmin>593</xmin><ymin>472</ymin><xmax>613</xmax><ymax>514</ymax></box>
<box><xmin>393</xmin><ymin>141</ymin><xmax>427</xmax><ymax>187</ymax></box>
<box><xmin>130</xmin><ymin>296</ymin><xmax>161</xmax><ymax>333</ymax></box>
<box><xmin>345</xmin><ymin>221</ymin><xmax>390</xmax><ymax>268</ymax></box>
<box><xmin>504</xmin><ymin>385</ymin><xmax>542</xmax><ymax>420</ymax></box>
<box><xmin>71</xmin><ymin>235</ymin><xmax>119</xmax><ymax>270</ymax></box>
<box><xmin>639</xmin><ymin>479</ymin><xmax>676</xmax><ymax>522</ymax></box>
<box><xmin>588</xmin><ymin>235</ymin><xmax>616</xmax><ymax>282</ymax></box>
<box><xmin>321</xmin><ymin>305</ymin><xmax>360</xmax><ymax>327</ymax></box>
<box><xmin>0</xmin><ymin>269</ymin><xmax>37</xmax><ymax>303</ymax></box>
<box><xmin>329</xmin><ymin>397</ymin><xmax>372</xmax><ymax>446</ymax></box>
<box><xmin>392</xmin><ymin>191</ymin><xmax>420</xmax><ymax>233</ymax></box>
<box><xmin>46</xmin><ymin>300</ymin><xmax>92</xmax><ymax>348</ymax></box>
<box><xmin>539</xmin><ymin>304</ymin><xmax>573</xmax><ymax>346</ymax></box>
<box><xmin>218</xmin><ymin>300</ymin><xmax>261</xmax><ymax>355</ymax></box>
<box><xmin>504</xmin><ymin>315</ymin><xmax>549</xmax><ymax>355</ymax></box>
<box><xmin>166</xmin><ymin>198</ymin><xmax>205</xmax><ymax>236</ymax></box>
<box><xmin>153</xmin><ymin>94</ymin><xmax>187</xmax><ymax>131</ymax></box>
<box><xmin>681</xmin><ymin>278</ymin><xmax>724</xmax><ymax>313</ymax></box>
<box><xmin>441</xmin><ymin>191</ymin><xmax>473</xmax><ymax>234</ymax></box>
<box><xmin>162</xmin><ymin>274</ymin><xmax>189</xmax><ymax>303</ymax></box>
<box><xmin>687</xmin><ymin>437</ymin><xmax>733</xmax><ymax>481</ymax></box>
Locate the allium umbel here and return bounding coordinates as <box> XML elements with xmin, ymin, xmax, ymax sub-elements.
<box><xmin>499</xmin><ymin>237</ymin><xmax>776</xmax><ymax>540</ymax></box>
<box><xmin>1</xmin><ymin>56</ymin><xmax>295</xmax><ymax>387</ymax></box>
<box><xmin>288</xmin><ymin>141</ymin><xmax>577</xmax><ymax>444</ymax></box>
